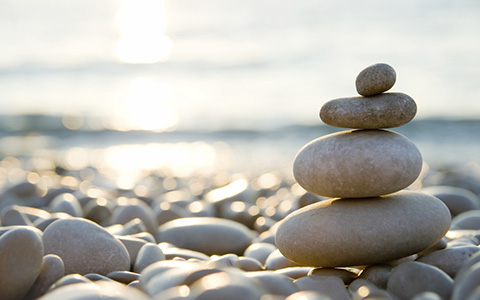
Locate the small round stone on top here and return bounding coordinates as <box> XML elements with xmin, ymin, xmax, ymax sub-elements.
<box><xmin>356</xmin><ymin>63</ymin><xmax>396</xmax><ymax>96</ymax></box>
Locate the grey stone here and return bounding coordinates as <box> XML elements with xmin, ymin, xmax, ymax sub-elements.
<box><xmin>276</xmin><ymin>191</ymin><xmax>451</xmax><ymax>267</ymax></box>
<box><xmin>387</xmin><ymin>261</ymin><xmax>453</xmax><ymax>300</ymax></box>
<box><xmin>23</xmin><ymin>254</ymin><xmax>65</xmax><ymax>300</ymax></box>
<box><xmin>320</xmin><ymin>93</ymin><xmax>416</xmax><ymax>129</ymax></box>
<box><xmin>42</xmin><ymin>218</ymin><xmax>130</xmax><ymax>275</ymax></box>
<box><xmin>293</xmin><ymin>129</ymin><xmax>422</xmax><ymax>198</ymax></box>
<box><xmin>421</xmin><ymin>185</ymin><xmax>480</xmax><ymax>217</ymax></box>
<box><xmin>417</xmin><ymin>246</ymin><xmax>480</xmax><ymax>277</ymax></box>
<box><xmin>157</xmin><ymin>217</ymin><xmax>253</xmax><ymax>256</ymax></box>
<box><xmin>355</xmin><ymin>63</ymin><xmax>396</xmax><ymax>96</ymax></box>
<box><xmin>0</xmin><ymin>227</ymin><xmax>44</xmax><ymax>300</ymax></box>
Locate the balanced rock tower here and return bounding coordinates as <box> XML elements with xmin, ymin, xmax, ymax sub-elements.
<box><xmin>276</xmin><ymin>63</ymin><xmax>451</xmax><ymax>267</ymax></box>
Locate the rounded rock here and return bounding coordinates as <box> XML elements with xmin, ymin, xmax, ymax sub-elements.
<box><xmin>23</xmin><ymin>254</ymin><xmax>65</xmax><ymax>300</ymax></box>
<box><xmin>42</xmin><ymin>218</ymin><xmax>130</xmax><ymax>275</ymax></box>
<box><xmin>294</xmin><ymin>276</ymin><xmax>350</xmax><ymax>300</ymax></box>
<box><xmin>421</xmin><ymin>185</ymin><xmax>480</xmax><ymax>217</ymax></box>
<box><xmin>134</xmin><ymin>242</ymin><xmax>165</xmax><ymax>273</ymax></box>
<box><xmin>0</xmin><ymin>227</ymin><xmax>44</xmax><ymax>300</ymax></box>
<box><xmin>156</xmin><ymin>217</ymin><xmax>253</xmax><ymax>256</ymax></box>
<box><xmin>451</xmin><ymin>210</ymin><xmax>480</xmax><ymax>230</ymax></box>
<box><xmin>358</xmin><ymin>264</ymin><xmax>394</xmax><ymax>289</ymax></box>
<box><xmin>416</xmin><ymin>246</ymin><xmax>480</xmax><ymax>278</ymax></box>
<box><xmin>355</xmin><ymin>63</ymin><xmax>396</xmax><ymax>96</ymax></box>
<box><xmin>293</xmin><ymin>129</ymin><xmax>422</xmax><ymax>198</ymax></box>
<box><xmin>386</xmin><ymin>261</ymin><xmax>453</xmax><ymax>300</ymax></box>
<box><xmin>320</xmin><ymin>93</ymin><xmax>416</xmax><ymax>129</ymax></box>
<box><xmin>244</xmin><ymin>242</ymin><xmax>277</xmax><ymax>266</ymax></box>
<box><xmin>38</xmin><ymin>281</ymin><xmax>151</xmax><ymax>300</ymax></box>
<box><xmin>275</xmin><ymin>191</ymin><xmax>451</xmax><ymax>267</ymax></box>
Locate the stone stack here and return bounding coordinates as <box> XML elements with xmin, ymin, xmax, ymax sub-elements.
<box><xmin>276</xmin><ymin>63</ymin><xmax>451</xmax><ymax>267</ymax></box>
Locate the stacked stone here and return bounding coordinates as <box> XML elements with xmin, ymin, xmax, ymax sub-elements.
<box><xmin>276</xmin><ymin>63</ymin><xmax>452</xmax><ymax>267</ymax></box>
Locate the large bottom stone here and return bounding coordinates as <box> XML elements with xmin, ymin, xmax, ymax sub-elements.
<box><xmin>275</xmin><ymin>191</ymin><xmax>451</xmax><ymax>267</ymax></box>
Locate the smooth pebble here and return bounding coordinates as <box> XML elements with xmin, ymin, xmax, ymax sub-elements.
<box><xmin>276</xmin><ymin>191</ymin><xmax>451</xmax><ymax>267</ymax></box>
<box><xmin>157</xmin><ymin>217</ymin><xmax>253</xmax><ymax>255</ymax></box>
<box><xmin>355</xmin><ymin>63</ymin><xmax>396</xmax><ymax>96</ymax></box>
<box><xmin>386</xmin><ymin>261</ymin><xmax>453</xmax><ymax>300</ymax></box>
<box><xmin>0</xmin><ymin>227</ymin><xmax>44</xmax><ymax>300</ymax></box>
<box><xmin>42</xmin><ymin>218</ymin><xmax>130</xmax><ymax>275</ymax></box>
<box><xmin>293</xmin><ymin>129</ymin><xmax>422</xmax><ymax>198</ymax></box>
<box><xmin>320</xmin><ymin>93</ymin><xmax>416</xmax><ymax>129</ymax></box>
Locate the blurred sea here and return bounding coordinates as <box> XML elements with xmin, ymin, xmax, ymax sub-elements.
<box><xmin>0</xmin><ymin>0</ymin><xmax>479</xmax><ymax>177</ymax></box>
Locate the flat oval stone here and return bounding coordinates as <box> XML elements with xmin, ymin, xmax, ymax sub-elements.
<box><xmin>293</xmin><ymin>130</ymin><xmax>422</xmax><ymax>198</ymax></box>
<box><xmin>156</xmin><ymin>217</ymin><xmax>253</xmax><ymax>255</ymax></box>
<box><xmin>42</xmin><ymin>218</ymin><xmax>130</xmax><ymax>275</ymax></box>
<box><xmin>0</xmin><ymin>227</ymin><xmax>44</xmax><ymax>300</ymax></box>
<box><xmin>275</xmin><ymin>191</ymin><xmax>451</xmax><ymax>267</ymax></box>
<box><xmin>355</xmin><ymin>63</ymin><xmax>396</xmax><ymax>96</ymax></box>
<box><xmin>320</xmin><ymin>93</ymin><xmax>416</xmax><ymax>129</ymax></box>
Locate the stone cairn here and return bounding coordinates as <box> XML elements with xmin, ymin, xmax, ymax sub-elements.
<box><xmin>276</xmin><ymin>63</ymin><xmax>452</xmax><ymax>267</ymax></box>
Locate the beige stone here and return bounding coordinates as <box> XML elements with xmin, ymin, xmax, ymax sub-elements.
<box><xmin>275</xmin><ymin>191</ymin><xmax>451</xmax><ymax>267</ymax></box>
<box><xmin>320</xmin><ymin>93</ymin><xmax>416</xmax><ymax>129</ymax></box>
<box><xmin>355</xmin><ymin>63</ymin><xmax>396</xmax><ymax>96</ymax></box>
<box><xmin>0</xmin><ymin>227</ymin><xmax>44</xmax><ymax>300</ymax></box>
<box><xmin>42</xmin><ymin>218</ymin><xmax>130</xmax><ymax>275</ymax></box>
<box><xmin>157</xmin><ymin>217</ymin><xmax>253</xmax><ymax>255</ymax></box>
<box><xmin>293</xmin><ymin>129</ymin><xmax>422</xmax><ymax>198</ymax></box>
<box><xmin>387</xmin><ymin>262</ymin><xmax>453</xmax><ymax>300</ymax></box>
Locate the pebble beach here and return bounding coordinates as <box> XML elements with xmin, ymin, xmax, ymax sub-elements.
<box><xmin>1</xmin><ymin>64</ymin><xmax>480</xmax><ymax>300</ymax></box>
